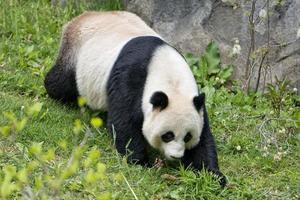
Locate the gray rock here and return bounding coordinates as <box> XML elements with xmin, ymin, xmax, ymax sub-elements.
<box><xmin>124</xmin><ymin>0</ymin><xmax>213</xmax><ymax>53</ymax></box>
<box><xmin>123</xmin><ymin>0</ymin><xmax>300</xmax><ymax>91</ymax></box>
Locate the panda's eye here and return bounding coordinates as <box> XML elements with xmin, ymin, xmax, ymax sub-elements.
<box><xmin>184</xmin><ymin>132</ymin><xmax>192</xmax><ymax>143</ymax></box>
<box><xmin>161</xmin><ymin>131</ymin><xmax>175</xmax><ymax>143</ymax></box>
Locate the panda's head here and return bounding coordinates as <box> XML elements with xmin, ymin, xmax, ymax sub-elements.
<box><xmin>142</xmin><ymin>91</ymin><xmax>205</xmax><ymax>160</ymax></box>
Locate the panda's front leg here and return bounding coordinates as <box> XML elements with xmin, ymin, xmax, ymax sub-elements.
<box><xmin>182</xmin><ymin>108</ymin><xmax>227</xmax><ymax>187</ymax></box>
<box><xmin>108</xmin><ymin>112</ymin><xmax>149</xmax><ymax>166</ymax></box>
<box><xmin>115</xmin><ymin>129</ymin><xmax>149</xmax><ymax>166</ymax></box>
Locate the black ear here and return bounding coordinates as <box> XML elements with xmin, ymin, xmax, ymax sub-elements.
<box><xmin>150</xmin><ymin>91</ymin><xmax>168</xmax><ymax>111</ymax></box>
<box><xmin>193</xmin><ymin>93</ymin><xmax>205</xmax><ymax>111</ymax></box>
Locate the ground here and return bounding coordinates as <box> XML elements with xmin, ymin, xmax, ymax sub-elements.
<box><xmin>0</xmin><ymin>1</ymin><xmax>299</xmax><ymax>199</ymax></box>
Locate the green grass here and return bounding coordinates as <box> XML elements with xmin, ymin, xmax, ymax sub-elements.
<box><xmin>0</xmin><ymin>0</ymin><xmax>300</xmax><ymax>199</ymax></box>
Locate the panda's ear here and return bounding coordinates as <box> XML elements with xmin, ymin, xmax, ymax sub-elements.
<box><xmin>150</xmin><ymin>91</ymin><xmax>168</xmax><ymax>111</ymax></box>
<box><xmin>193</xmin><ymin>93</ymin><xmax>205</xmax><ymax>111</ymax></box>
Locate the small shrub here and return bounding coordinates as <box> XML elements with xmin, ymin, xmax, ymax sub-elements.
<box><xmin>186</xmin><ymin>41</ymin><xmax>234</xmax><ymax>104</ymax></box>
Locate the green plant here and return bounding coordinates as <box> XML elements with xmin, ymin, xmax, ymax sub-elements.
<box><xmin>186</xmin><ymin>41</ymin><xmax>233</xmax><ymax>89</ymax></box>
<box><xmin>265</xmin><ymin>76</ymin><xmax>292</xmax><ymax>117</ymax></box>
<box><xmin>0</xmin><ymin>101</ymin><xmax>117</xmax><ymax>199</ymax></box>
<box><xmin>185</xmin><ymin>41</ymin><xmax>234</xmax><ymax>104</ymax></box>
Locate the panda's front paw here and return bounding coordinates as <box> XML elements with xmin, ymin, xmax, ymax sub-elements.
<box><xmin>213</xmin><ymin>170</ymin><xmax>227</xmax><ymax>188</ymax></box>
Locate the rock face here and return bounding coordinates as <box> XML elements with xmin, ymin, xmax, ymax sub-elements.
<box><xmin>123</xmin><ymin>0</ymin><xmax>300</xmax><ymax>91</ymax></box>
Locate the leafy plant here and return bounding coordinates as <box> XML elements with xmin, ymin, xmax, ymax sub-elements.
<box><xmin>0</xmin><ymin>101</ymin><xmax>117</xmax><ymax>199</ymax></box>
<box><xmin>186</xmin><ymin>41</ymin><xmax>233</xmax><ymax>88</ymax></box>
<box><xmin>186</xmin><ymin>41</ymin><xmax>234</xmax><ymax>104</ymax></box>
<box><xmin>265</xmin><ymin>76</ymin><xmax>292</xmax><ymax>116</ymax></box>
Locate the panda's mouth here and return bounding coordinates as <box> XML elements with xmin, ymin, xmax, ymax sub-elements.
<box><xmin>170</xmin><ymin>155</ymin><xmax>182</xmax><ymax>160</ymax></box>
<box><xmin>164</xmin><ymin>155</ymin><xmax>182</xmax><ymax>166</ymax></box>
<box><xmin>164</xmin><ymin>153</ymin><xmax>183</xmax><ymax>161</ymax></box>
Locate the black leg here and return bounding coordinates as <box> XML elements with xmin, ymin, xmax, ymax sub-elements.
<box><xmin>44</xmin><ymin>33</ymin><xmax>78</xmax><ymax>104</ymax></box>
<box><xmin>44</xmin><ymin>62</ymin><xmax>78</xmax><ymax>103</ymax></box>
<box><xmin>182</xmin><ymin>108</ymin><xmax>227</xmax><ymax>187</ymax></box>
<box><xmin>108</xmin><ymin>110</ymin><xmax>149</xmax><ymax>166</ymax></box>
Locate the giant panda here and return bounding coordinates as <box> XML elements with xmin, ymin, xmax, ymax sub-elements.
<box><xmin>44</xmin><ymin>11</ymin><xmax>226</xmax><ymax>186</ymax></box>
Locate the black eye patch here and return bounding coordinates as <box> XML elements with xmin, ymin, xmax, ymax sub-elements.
<box><xmin>184</xmin><ymin>132</ymin><xmax>193</xmax><ymax>143</ymax></box>
<box><xmin>161</xmin><ymin>131</ymin><xmax>175</xmax><ymax>143</ymax></box>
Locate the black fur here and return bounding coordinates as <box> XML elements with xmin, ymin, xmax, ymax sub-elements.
<box><xmin>150</xmin><ymin>91</ymin><xmax>168</xmax><ymax>111</ymax></box>
<box><xmin>44</xmin><ymin>37</ymin><xmax>78</xmax><ymax>103</ymax></box>
<box><xmin>193</xmin><ymin>93</ymin><xmax>205</xmax><ymax>111</ymax></box>
<box><xmin>106</xmin><ymin>36</ymin><xmax>164</xmax><ymax>165</ymax></box>
<box><xmin>44</xmin><ymin>63</ymin><xmax>78</xmax><ymax>103</ymax></box>
<box><xmin>182</xmin><ymin>108</ymin><xmax>227</xmax><ymax>187</ymax></box>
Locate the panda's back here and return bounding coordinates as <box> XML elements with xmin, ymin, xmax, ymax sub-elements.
<box><xmin>70</xmin><ymin>11</ymin><xmax>160</xmax><ymax>110</ymax></box>
<box><xmin>61</xmin><ymin>11</ymin><xmax>197</xmax><ymax>112</ymax></box>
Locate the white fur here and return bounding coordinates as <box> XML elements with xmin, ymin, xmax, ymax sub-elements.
<box><xmin>74</xmin><ymin>11</ymin><xmax>160</xmax><ymax>110</ymax></box>
<box><xmin>142</xmin><ymin>45</ymin><xmax>204</xmax><ymax>160</ymax></box>
<box><xmin>76</xmin><ymin>38</ymin><xmax>128</xmax><ymax>110</ymax></box>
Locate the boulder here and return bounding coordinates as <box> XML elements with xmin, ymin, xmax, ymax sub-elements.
<box><xmin>123</xmin><ymin>0</ymin><xmax>300</xmax><ymax>91</ymax></box>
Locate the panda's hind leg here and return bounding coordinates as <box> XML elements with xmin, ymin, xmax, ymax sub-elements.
<box><xmin>44</xmin><ymin>34</ymin><xmax>79</xmax><ymax>103</ymax></box>
<box><xmin>44</xmin><ymin>61</ymin><xmax>78</xmax><ymax>103</ymax></box>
